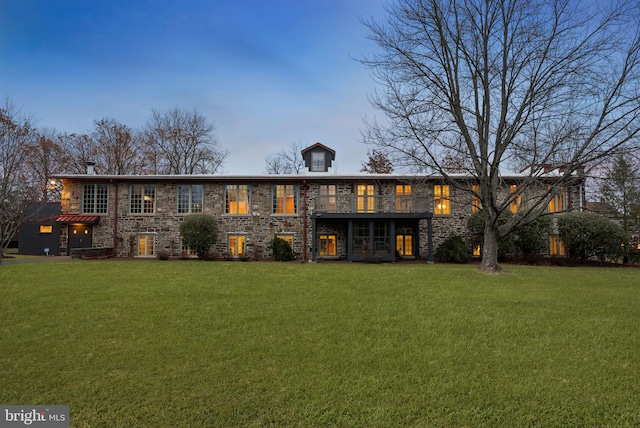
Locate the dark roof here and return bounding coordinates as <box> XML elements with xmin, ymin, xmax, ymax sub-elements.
<box><xmin>24</xmin><ymin>202</ymin><xmax>62</xmax><ymax>223</ymax></box>
<box><xmin>301</xmin><ymin>142</ymin><xmax>336</xmax><ymax>157</ymax></box>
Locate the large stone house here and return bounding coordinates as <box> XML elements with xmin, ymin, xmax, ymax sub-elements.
<box><xmin>52</xmin><ymin>144</ymin><xmax>585</xmax><ymax>261</ymax></box>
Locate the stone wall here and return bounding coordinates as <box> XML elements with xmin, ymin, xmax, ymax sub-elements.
<box><xmin>59</xmin><ymin>176</ymin><xmax>585</xmax><ymax>259</ymax></box>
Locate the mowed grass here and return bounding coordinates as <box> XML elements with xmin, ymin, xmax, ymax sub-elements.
<box><xmin>1</xmin><ymin>261</ymin><xmax>639</xmax><ymax>427</ymax></box>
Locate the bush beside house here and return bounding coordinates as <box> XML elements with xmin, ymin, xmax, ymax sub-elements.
<box><xmin>179</xmin><ymin>214</ymin><xmax>218</xmax><ymax>260</ymax></box>
<box><xmin>557</xmin><ymin>212</ymin><xmax>627</xmax><ymax>262</ymax></box>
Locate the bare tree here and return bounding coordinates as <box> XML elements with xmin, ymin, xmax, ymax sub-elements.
<box><xmin>361</xmin><ymin>149</ymin><xmax>394</xmax><ymax>173</ymax></box>
<box><xmin>143</xmin><ymin>108</ymin><xmax>228</xmax><ymax>174</ymax></box>
<box><xmin>264</xmin><ymin>142</ymin><xmax>305</xmax><ymax>174</ymax></box>
<box><xmin>0</xmin><ymin>101</ymin><xmax>38</xmax><ymax>260</ymax></box>
<box><xmin>361</xmin><ymin>0</ymin><xmax>640</xmax><ymax>272</ymax></box>
<box><xmin>24</xmin><ymin>128</ymin><xmax>66</xmax><ymax>201</ymax></box>
<box><xmin>91</xmin><ymin>118</ymin><xmax>145</xmax><ymax>175</ymax></box>
<box><xmin>55</xmin><ymin>132</ymin><xmax>99</xmax><ymax>174</ymax></box>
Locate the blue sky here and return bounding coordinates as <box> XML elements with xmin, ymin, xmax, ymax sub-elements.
<box><xmin>0</xmin><ymin>0</ymin><xmax>387</xmax><ymax>173</ymax></box>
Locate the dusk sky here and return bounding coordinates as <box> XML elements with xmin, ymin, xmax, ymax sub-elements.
<box><xmin>1</xmin><ymin>0</ymin><xmax>387</xmax><ymax>174</ymax></box>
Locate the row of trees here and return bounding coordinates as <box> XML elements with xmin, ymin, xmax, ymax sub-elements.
<box><xmin>0</xmin><ymin>101</ymin><xmax>227</xmax><ymax>257</ymax></box>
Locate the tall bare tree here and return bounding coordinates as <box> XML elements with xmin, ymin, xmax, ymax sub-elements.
<box><xmin>143</xmin><ymin>108</ymin><xmax>228</xmax><ymax>174</ymax></box>
<box><xmin>25</xmin><ymin>128</ymin><xmax>66</xmax><ymax>201</ymax></box>
<box><xmin>264</xmin><ymin>142</ymin><xmax>305</xmax><ymax>174</ymax></box>
<box><xmin>361</xmin><ymin>0</ymin><xmax>640</xmax><ymax>272</ymax></box>
<box><xmin>91</xmin><ymin>118</ymin><xmax>145</xmax><ymax>175</ymax></box>
<box><xmin>55</xmin><ymin>132</ymin><xmax>99</xmax><ymax>174</ymax></box>
<box><xmin>0</xmin><ymin>101</ymin><xmax>38</xmax><ymax>260</ymax></box>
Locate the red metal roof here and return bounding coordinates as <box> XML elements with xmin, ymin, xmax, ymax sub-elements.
<box><xmin>55</xmin><ymin>215</ymin><xmax>100</xmax><ymax>224</ymax></box>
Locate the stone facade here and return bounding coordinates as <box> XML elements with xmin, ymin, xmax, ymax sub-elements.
<box><xmin>56</xmin><ymin>173</ymin><xmax>585</xmax><ymax>260</ymax></box>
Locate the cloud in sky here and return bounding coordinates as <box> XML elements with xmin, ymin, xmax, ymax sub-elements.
<box><xmin>0</xmin><ymin>0</ymin><xmax>387</xmax><ymax>173</ymax></box>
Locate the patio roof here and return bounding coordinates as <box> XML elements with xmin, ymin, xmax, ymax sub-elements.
<box><xmin>55</xmin><ymin>215</ymin><xmax>101</xmax><ymax>224</ymax></box>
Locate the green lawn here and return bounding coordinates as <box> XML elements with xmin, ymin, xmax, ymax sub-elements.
<box><xmin>1</xmin><ymin>261</ymin><xmax>639</xmax><ymax>427</ymax></box>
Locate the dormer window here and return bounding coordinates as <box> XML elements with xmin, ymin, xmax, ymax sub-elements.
<box><xmin>311</xmin><ymin>152</ymin><xmax>325</xmax><ymax>172</ymax></box>
<box><xmin>301</xmin><ymin>143</ymin><xmax>335</xmax><ymax>173</ymax></box>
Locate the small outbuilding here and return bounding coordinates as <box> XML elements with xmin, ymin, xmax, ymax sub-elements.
<box><xmin>18</xmin><ymin>202</ymin><xmax>62</xmax><ymax>256</ymax></box>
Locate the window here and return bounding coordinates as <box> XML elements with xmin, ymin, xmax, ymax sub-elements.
<box><xmin>318</xmin><ymin>184</ymin><xmax>336</xmax><ymax>212</ymax></box>
<box><xmin>137</xmin><ymin>234</ymin><xmax>155</xmax><ymax>257</ymax></box>
<box><xmin>226</xmin><ymin>185</ymin><xmax>250</xmax><ymax>215</ymax></box>
<box><xmin>178</xmin><ymin>185</ymin><xmax>203</xmax><ymax>214</ymax></box>
<box><xmin>473</xmin><ymin>245</ymin><xmax>481</xmax><ymax>256</ymax></box>
<box><xmin>434</xmin><ymin>184</ymin><xmax>450</xmax><ymax>215</ymax></box>
<box><xmin>396</xmin><ymin>185</ymin><xmax>412</xmax><ymax>213</ymax></box>
<box><xmin>472</xmin><ymin>184</ymin><xmax>482</xmax><ymax>213</ymax></box>
<box><xmin>353</xmin><ymin>221</ymin><xmax>369</xmax><ymax>254</ymax></box>
<box><xmin>277</xmin><ymin>234</ymin><xmax>294</xmax><ymax>248</ymax></box>
<box><xmin>357</xmin><ymin>184</ymin><xmax>375</xmax><ymax>213</ymax></box>
<box><xmin>39</xmin><ymin>225</ymin><xmax>53</xmax><ymax>234</ymax></box>
<box><xmin>273</xmin><ymin>185</ymin><xmax>297</xmax><ymax>214</ymax></box>
<box><xmin>396</xmin><ymin>234</ymin><xmax>412</xmax><ymax>256</ymax></box>
<box><xmin>373</xmin><ymin>221</ymin><xmax>390</xmax><ymax>255</ymax></box>
<box><xmin>82</xmin><ymin>184</ymin><xmax>108</xmax><ymax>214</ymax></box>
<box><xmin>548</xmin><ymin>186</ymin><xmax>566</xmax><ymax>213</ymax></box>
<box><xmin>180</xmin><ymin>239</ymin><xmax>197</xmax><ymax>258</ymax></box>
<box><xmin>228</xmin><ymin>234</ymin><xmax>245</xmax><ymax>256</ymax></box>
<box><xmin>549</xmin><ymin>235</ymin><xmax>565</xmax><ymax>256</ymax></box>
<box><xmin>510</xmin><ymin>185</ymin><xmax>525</xmax><ymax>213</ymax></box>
<box><xmin>130</xmin><ymin>184</ymin><xmax>156</xmax><ymax>214</ymax></box>
<box><xmin>319</xmin><ymin>234</ymin><xmax>337</xmax><ymax>256</ymax></box>
<box><xmin>311</xmin><ymin>152</ymin><xmax>325</xmax><ymax>172</ymax></box>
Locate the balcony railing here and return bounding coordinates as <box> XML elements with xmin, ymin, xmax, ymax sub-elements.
<box><xmin>312</xmin><ymin>195</ymin><xmax>432</xmax><ymax>214</ymax></box>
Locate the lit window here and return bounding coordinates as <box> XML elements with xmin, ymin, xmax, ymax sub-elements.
<box><xmin>180</xmin><ymin>239</ymin><xmax>197</xmax><ymax>258</ymax></box>
<box><xmin>549</xmin><ymin>235</ymin><xmax>565</xmax><ymax>256</ymax></box>
<box><xmin>396</xmin><ymin>234</ymin><xmax>412</xmax><ymax>256</ymax></box>
<box><xmin>473</xmin><ymin>245</ymin><xmax>481</xmax><ymax>256</ymax></box>
<box><xmin>137</xmin><ymin>234</ymin><xmax>155</xmax><ymax>257</ymax></box>
<box><xmin>311</xmin><ymin>152</ymin><xmax>325</xmax><ymax>172</ymax></box>
<box><xmin>273</xmin><ymin>185</ymin><xmax>298</xmax><ymax>214</ymax></box>
<box><xmin>178</xmin><ymin>185</ymin><xmax>203</xmax><ymax>214</ymax></box>
<box><xmin>396</xmin><ymin>185</ymin><xmax>412</xmax><ymax>213</ymax></box>
<box><xmin>228</xmin><ymin>235</ymin><xmax>245</xmax><ymax>256</ymax></box>
<box><xmin>226</xmin><ymin>185</ymin><xmax>250</xmax><ymax>215</ymax></box>
<box><xmin>548</xmin><ymin>186</ymin><xmax>566</xmax><ymax>213</ymax></box>
<box><xmin>82</xmin><ymin>184</ymin><xmax>108</xmax><ymax>214</ymax></box>
<box><xmin>319</xmin><ymin>234</ymin><xmax>337</xmax><ymax>256</ymax></box>
<box><xmin>130</xmin><ymin>184</ymin><xmax>156</xmax><ymax>214</ymax></box>
<box><xmin>39</xmin><ymin>225</ymin><xmax>53</xmax><ymax>234</ymax></box>
<box><xmin>357</xmin><ymin>184</ymin><xmax>375</xmax><ymax>213</ymax></box>
<box><xmin>277</xmin><ymin>234</ymin><xmax>294</xmax><ymax>248</ymax></box>
<box><xmin>510</xmin><ymin>185</ymin><xmax>525</xmax><ymax>213</ymax></box>
<box><xmin>472</xmin><ymin>185</ymin><xmax>482</xmax><ymax>213</ymax></box>
<box><xmin>318</xmin><ymin>184</ymin><xmax>336</xmax><ymax>212</ymax></box>
<box><xmin>434</xmin><ymin>184</ymin><xmax>450</xmax><ymax>215</ymax></box>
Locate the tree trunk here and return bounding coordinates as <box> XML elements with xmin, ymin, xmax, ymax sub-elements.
<box><xmin>480</xmin><ymin>224</ymin><xmax>502</xmax><ymax>273</ymax></box>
